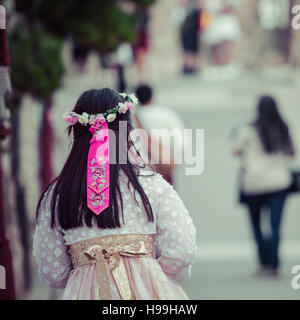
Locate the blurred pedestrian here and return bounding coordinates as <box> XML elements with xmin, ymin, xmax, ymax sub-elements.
<box><xmin>134</xmin><ymin>84</ymin><xmax>186</xmax><ymax>186</ymax></box>
<box><xmin>33</xmin><ymin>88</ymin><xmax>196</xmax><ymax>300</ymax></box>
<box><xmin>72</xmin><ymin>41</ymin><xmax>90</xmax><ymax>73</ymax></box>
<box><xmin>132</xmin><ymin>6</ymin><xmax>151</xmax><ymax>83</ymax></box>
<box><xmin>101</xmin><ymin>43</ymin><xmax>133</xmax><ymax>92</ymax></box>
<box><xmin>232</xmin><ymin>96</ymin><xmax>295</xmax><ymax>277</ymax></box>
<box><xmin>179</xmin><ymin>1</ymin><xmax>203</xmax><ymax>74</ymax></box>
<box><xmin>202</xmin><ymin>2</ymin><xmax>241</xmax><ymax>66</ymax></box>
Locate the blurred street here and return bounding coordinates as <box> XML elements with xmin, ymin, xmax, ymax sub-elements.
<box><xmin>172</xmin><ymin>73</ymin><xmax>300</xmax><ymax>299</ymax></box>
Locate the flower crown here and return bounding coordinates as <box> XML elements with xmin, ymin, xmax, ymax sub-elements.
<box><xmin>63</xmin><ymin>93</ymin><xmax>138</xmax><ymax>128</ymax></box>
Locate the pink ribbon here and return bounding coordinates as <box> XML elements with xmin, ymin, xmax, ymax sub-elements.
<box><xmin>87</xmin><ymin>122</ymin><xmax>110</xmax><ymax>215</ymax></box>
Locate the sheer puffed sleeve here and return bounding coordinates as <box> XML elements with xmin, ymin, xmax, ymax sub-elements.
<box><xmin>155</xmin><ymin>176</ymin><xmax>197</xmax><ymax>282</ymax></box>
<box><xmin>33</xmin><ymin>186</ymin><xmax>72</xmax><ymax>289</ymax></box>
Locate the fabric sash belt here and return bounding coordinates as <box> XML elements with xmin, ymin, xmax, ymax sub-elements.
<box><xmin>69</xmin><ymin>234</ymin><xmax>155</xmax><ymax>300</ymax></box>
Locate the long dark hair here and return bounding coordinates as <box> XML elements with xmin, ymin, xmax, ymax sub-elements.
<box><xmin>253</xmin><ymin>96</ymin><xmax>294</xmax><ymax>154</ymax></box>
<box><xmin>36</xmin><ymin>88</ymin><xmax>154</xmax><ymax>230</ymax></box>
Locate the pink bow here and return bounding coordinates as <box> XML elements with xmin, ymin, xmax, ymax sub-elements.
<box><xmin>87</xmin><ymin>122</ymin><xmax>110</xmax><ymax>215</ymax></box>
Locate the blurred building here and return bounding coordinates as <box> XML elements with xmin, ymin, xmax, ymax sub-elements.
<box><xmin>236</xmin><ymin>0</ymin><xmax>294</xmax><ymax>67</ymax></box>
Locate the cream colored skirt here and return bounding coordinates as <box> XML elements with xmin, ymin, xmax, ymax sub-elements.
<box><xmin>62</xmin><ymin>234</ymin><xmax>189</xmax><ymax>300</ymax></box>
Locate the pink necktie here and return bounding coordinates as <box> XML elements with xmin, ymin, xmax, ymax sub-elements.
<box><xmin>87</xmin><ymin>122</ymin><xmax>110</xmax><ymax>215</ymax></box>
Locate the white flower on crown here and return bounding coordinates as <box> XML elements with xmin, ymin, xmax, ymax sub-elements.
<box><xmin>119</xmin><ymin>92</ymin><xmax>138</xmax><ymax>105</ymax></box>
<box><xmin>106</xmin><ymin>113</ymin><xmax>116</xmax><ymax>122</ymax></box>
<box><xmin>128</xmin><ymin>93</ymin><xmax>138</xmax><ymax>104</ymax></box>
<box><xmin>118</xmin><ymin>102</ymin><xmax>128</xmax><ymax>114</ymax></box>
<box><xmin>78</xmin><ymin>112</ymin><xmax>89</xmax><ymax>126</ymax></box>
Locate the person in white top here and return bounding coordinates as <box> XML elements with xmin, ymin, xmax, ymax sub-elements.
<box><xmin>33</xmin><ymin>88</ymin><xmax>196</xmax><ymax>300</ymax></box>
<box><xmin>232</xmin><ymin>95</ymin><xmax>295</xmax><ymax>277</ymax></box>
<box><xmin>133</xmin><ymin>84</ymin><xmax>186</xmax><ymax>186</ymax></box>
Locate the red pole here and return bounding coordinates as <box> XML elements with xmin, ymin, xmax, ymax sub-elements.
<box><xmin>0</xmin><ymin>5</ymin><xmax>16</xmax><ymax>300</ymax></box>
<box><xmin>0</xmin><ymin>126</ymin><xmax>15</xmax><ymax>300</ymax></box>
<box><xmin>39</xmin><ymin>97</ymin><xmax>54</xmax><ymax>193</ymax></box>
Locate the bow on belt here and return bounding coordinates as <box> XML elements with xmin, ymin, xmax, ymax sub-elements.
<box><xmin>83</xmin><ymin>241</ymin><xmax>150</xmax><ymax>300</ymax></box>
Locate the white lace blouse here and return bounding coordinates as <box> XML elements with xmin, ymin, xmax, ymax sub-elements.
<box><xmin>33</xmin><ymin>171</ymin><xmax>197</xmax><ymax>289</ymax></box>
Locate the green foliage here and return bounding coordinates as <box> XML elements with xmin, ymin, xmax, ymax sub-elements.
<box><xmin>15</xmin><ymin>0</ymin><xmax>155</xmax><ymax>53</ymax></box>
<box><xmin>9</xmin><ymin>27</ymin><xmax>64</xmax><ymax>99</ymax></box>
<box><xmin>9</xmin><ymin>0</ymin><xmax>155</xmax><ymax>101</ymax></box>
